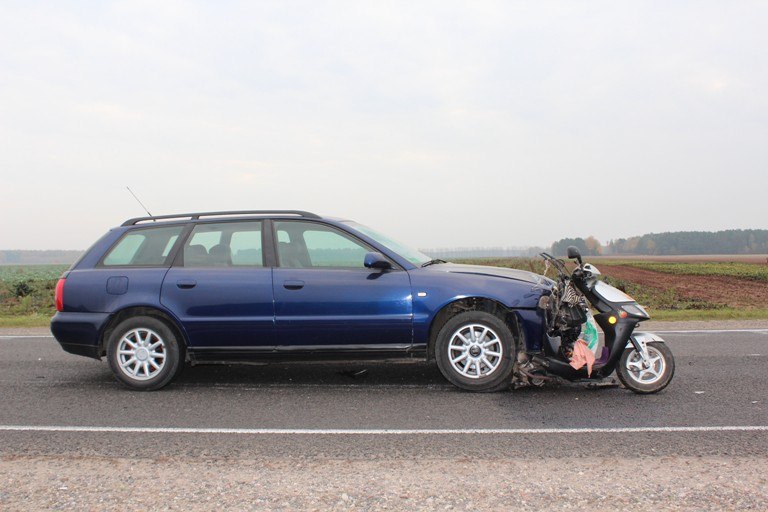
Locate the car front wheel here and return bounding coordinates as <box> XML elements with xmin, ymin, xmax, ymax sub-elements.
<box><xmin>106</xmin><ymin>316</ymin><xmax>183</xmax><ymax>391</ymax></box>
<box><xmin>435</xmin><ymin>311</ymin><xmax>515</xmax><ymax>392</ymax></box>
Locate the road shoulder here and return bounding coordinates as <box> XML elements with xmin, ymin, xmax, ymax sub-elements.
<box><xmin>1</xmin><ymin>455</ymin><xmax>765</xmax><ymax>511</ymax></box>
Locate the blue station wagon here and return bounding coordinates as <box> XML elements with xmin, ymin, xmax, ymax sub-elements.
<box><xmin>51</xmin><ymin>211</ymin><xmax>552</xmax><ymax>391</ymax></box>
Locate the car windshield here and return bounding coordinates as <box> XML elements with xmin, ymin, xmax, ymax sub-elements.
<box><xmin>344</xmin><ymin>222</ymin><xmax>432</xmax><ymax>266</ymax></box>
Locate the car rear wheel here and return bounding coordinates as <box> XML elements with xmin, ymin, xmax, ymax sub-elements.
<box><xmin>435</xmin><ymin>311</ymin><xmax>515</xmax><ymax>392</ymax></box>
<box><xmin>106</xmin><ymin>316</ymin><xmax>183</xmax><ymax>391</ymax></box>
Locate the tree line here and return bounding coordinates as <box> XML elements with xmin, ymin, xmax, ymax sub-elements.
<box><xmin>0</xmin><ymin>250</ymin><xmax>83</xmax><ymax>265</ymax></box>
<box><xmin>551</xmin><ymin>229</ymin><xmax>768</xmax><ymax>256</ymax></box>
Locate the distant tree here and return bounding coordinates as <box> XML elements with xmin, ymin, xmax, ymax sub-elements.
<box><xmin>584</xmin><ymin>236</ymin><xmax>602</xmax><ymax>255</ymax></box>
<box><xmin>523</xmin><ymin>246</ymin><xmax>548</xmax><ymax>257</ymax></box>
<box><xmin>604</xmin><ymin>229</ymin><xmax>768</xmax><ymax>255</ymax></box>
<box><xmin>0</xmin><ymin>250</ymin><xmax>82</xmax><ymax>265</ymax></box>
<box><xmin>551</xmin><ymin>237</ymin><xmax>602</xmax><ymax>257</ymax></box>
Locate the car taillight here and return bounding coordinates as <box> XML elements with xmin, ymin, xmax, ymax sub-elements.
<box><xmin>55</xmin><ymin>278</ymin><xmax>66</xmax><ymax>312</ymax></box>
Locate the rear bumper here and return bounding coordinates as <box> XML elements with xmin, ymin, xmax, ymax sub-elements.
<box><xmin>60</xmin><ymin>342</ymin><xmax>102</xmax><ymax>359</ymax></box>
<box><xmin>50</xmin><ymin>311</ymin><xmax>111</xmax><ymax>359</ymax></box>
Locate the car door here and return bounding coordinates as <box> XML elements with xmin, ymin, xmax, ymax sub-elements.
<box><xmin>272</xmin><ymin>220</ymin><xmax>413</xmax><ymax>351</ymax></box>
<box><xmin>160</xmin><ymin>220</ymin><xmax>275</xmax><ymax>349</ymax></box>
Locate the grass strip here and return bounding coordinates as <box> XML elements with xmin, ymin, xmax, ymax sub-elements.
<box><xmin>0</xmin><ymin>314</ymin><xmax>53</xmax><ymax>328</ymax></box>
<box><xmin>644</xmin><ymin>308</ymin><xmax>768</xmax><ymax>322</ymax></box>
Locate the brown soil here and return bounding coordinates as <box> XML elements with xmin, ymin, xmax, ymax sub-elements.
<box><xmin>592</xmin><ymin>254</ymin><xmax>768</xmax><ymax>264</ymax></box>
<box><xmin>598</xmin><ymin>265</ymin><xmax>768</xmax><ymax>308</ymax></box>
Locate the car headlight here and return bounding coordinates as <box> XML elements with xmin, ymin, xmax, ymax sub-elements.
<box><xmin>621</xmin><ymin>303</ymin><xmax>650</xmax><ymax>318</ymax></box>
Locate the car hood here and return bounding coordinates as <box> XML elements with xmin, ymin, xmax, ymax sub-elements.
<box><xmin>422</xmin><ymin>263</ymin><xmax>552</xmax><ymax>286</ymax></box>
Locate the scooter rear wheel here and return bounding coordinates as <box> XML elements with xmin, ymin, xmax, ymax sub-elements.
<box><xmin>616</xmin><ymin>341</ymin><xmax>674</xmax><ymax>394</ymax></box>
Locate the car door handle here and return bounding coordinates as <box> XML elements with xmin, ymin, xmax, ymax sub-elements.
<box><xmin>176</xmin><ymin>280</ymin><xmax>197</xmax><ymax>289</ymax></box>
<box><xmin>283</xmin><ymin>280</ymin><xmax>305</xmax><ymax>290</ymax></box>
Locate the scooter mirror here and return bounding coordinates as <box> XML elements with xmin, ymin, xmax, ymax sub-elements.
<box><xmin>566</xmin><ymin>246</ymin><xmax>583</xmax><ymax>265</ymax></box>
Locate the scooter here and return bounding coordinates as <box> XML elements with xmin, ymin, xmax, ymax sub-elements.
<box><xmin>515</xmin><ymin>246</ymin><xmax>675</xmax><ymax>394</ymax></box>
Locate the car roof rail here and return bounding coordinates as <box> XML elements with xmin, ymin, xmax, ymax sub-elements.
<box><xmin>121</xmin><ymin>210</ymin><xmax>322</xmax><ymax>226</ymax></box>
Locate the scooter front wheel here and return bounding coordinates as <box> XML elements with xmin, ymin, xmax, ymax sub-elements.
<box><xmin>617</xmin><ymin>341</ymin><xmax>675</xmax><ymax>394</ymax></box>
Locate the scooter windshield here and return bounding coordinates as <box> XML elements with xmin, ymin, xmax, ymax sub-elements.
<box><xmin>594</xmin><ymin>281</ymin><xmax>636</xmax><ymax>304</ymax></box>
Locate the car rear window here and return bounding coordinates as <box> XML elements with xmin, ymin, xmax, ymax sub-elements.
<box><xmin>102</xmin><ymin>226</ymin><xmax>184</xmax><ymax>267</ymax></box>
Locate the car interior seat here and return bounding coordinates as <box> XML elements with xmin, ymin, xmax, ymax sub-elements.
<box><xmin>279</xmin><ymin>242</ymin><xmax>311</xmax><ymax>268</ymax></box>
<box><xmin>185</xmin><ymin>244</ymin><xmax>209</xmax><ymax>266</ymax></box>
<box><xmin>209</xmin><ymin>244</ymin><xmax>232</xmax><ymax>266</ymax></box>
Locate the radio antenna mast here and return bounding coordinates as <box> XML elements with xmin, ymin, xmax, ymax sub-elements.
<box><xmin>126</xmin><ymin>186</ymin><xmax>154</xmax><ymax>218</ymax></box>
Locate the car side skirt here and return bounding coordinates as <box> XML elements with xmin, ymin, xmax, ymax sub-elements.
<box><xmin>189</xmin><ymin>344</ymin><xmax>427</xmax><ymax>363</ymax></box>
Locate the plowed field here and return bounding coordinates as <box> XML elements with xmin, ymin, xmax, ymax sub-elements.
<box><xmin>592</xmin><ymin>254</ymin><xmax>768</xmax><ymax>264</ymax></box>
<box><xmin>598</xmin><ymin>264</ymin><xmax>768</xmax><ymax>308</ymax></box>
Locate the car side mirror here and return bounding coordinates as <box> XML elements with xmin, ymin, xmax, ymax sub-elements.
<box><xmin>566</xmin><ymin>246</ymin><xmax>583</xmax><ymax>265</ymax></box>
<box><xmin>364</xmin><ymin>252</ymin><xmax>392</xmax><ymax>270</ymax></box>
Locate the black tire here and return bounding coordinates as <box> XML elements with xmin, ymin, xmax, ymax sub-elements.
<box><xmin>106</xmin><ymin>316</ymin><xmax>184</xmax><ymax>391</ymax></box>
<box><xmin>435</xmin><ymin>311</ymin><xmax>515</xmax><ymax>392</ymax></box>
<box><xmin>616</xmin><ymin>341</ymin><xmax>675</xmax><ymax>394</ymax></box>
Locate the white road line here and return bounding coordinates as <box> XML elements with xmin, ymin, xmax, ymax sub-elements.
<box><xmin>653</xmin><ymin>329</ymin><xmax>768</xmax><ymax>334</ymax></box>
<box><xmin>0</xmin><ymin>425</ymin><xmax>766</xmax><ymax>435</ymax></box>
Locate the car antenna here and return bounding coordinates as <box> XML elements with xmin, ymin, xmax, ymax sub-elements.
<box><xmin>126</xmin><ymin>186</ymin><xmax>155</xmax><ymax>220</ymax></box>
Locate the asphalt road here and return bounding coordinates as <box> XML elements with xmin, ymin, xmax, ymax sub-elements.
<box><xmin>1</xmin><ymin>329</ymin><xmax>767</xmax><ymax>510</ymax></box>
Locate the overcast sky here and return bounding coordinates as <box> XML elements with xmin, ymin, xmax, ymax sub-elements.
<box><xmin>1</xmin><ymin>1</ymin><xmax>766</xmax><ymax>251</ymax></box>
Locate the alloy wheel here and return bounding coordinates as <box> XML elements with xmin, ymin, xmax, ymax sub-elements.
<box><xmin>624</xmin><ymin>345</ymin><xmax>666</xmax><ymax>385</ymax></box>
<box><xmin>116</xmin><ymin>328</ymin><xmax>167</xmax><ymax>381</ymax></box>
<box><xmin>447</xmin><ymin>324</ymin><xmax>504</xmax><ymax>379</ymax></box>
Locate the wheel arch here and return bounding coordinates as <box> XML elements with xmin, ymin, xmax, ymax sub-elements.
<box><xmin>426</xmin><ymin>297</ymin><xmax>522</xmax><ymax>361</ymax></box>
<box><xmin>99</xmin><ymin>305</ymin><xmax>189</xmax><ymax>358</ymax></box>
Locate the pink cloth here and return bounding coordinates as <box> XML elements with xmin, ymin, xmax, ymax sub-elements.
<box><xmin>569</xmin><ymin>339</ymin><xmax>596</xmax><ymax>376</ymax></box>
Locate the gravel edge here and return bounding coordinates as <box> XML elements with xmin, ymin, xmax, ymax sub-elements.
<box><xmin>1</xmin><ymin>455</ymin><xmax>766</xmax><ymax>511</ymax></box>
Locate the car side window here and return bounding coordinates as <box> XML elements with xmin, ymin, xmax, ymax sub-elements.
<box><xmin>183</xmin><ymin>221</ymin><xmax>263</xmax><ymax>267</ymax></box>
<box><xmin>102</xmin><ymin>226</ymin><xmax>184</xmax><ymax>267</ymax></box>
<box><xmin>275</xmin><ymin>221</ymin><xmax>369</xmax><ymax>268</ymax></box>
